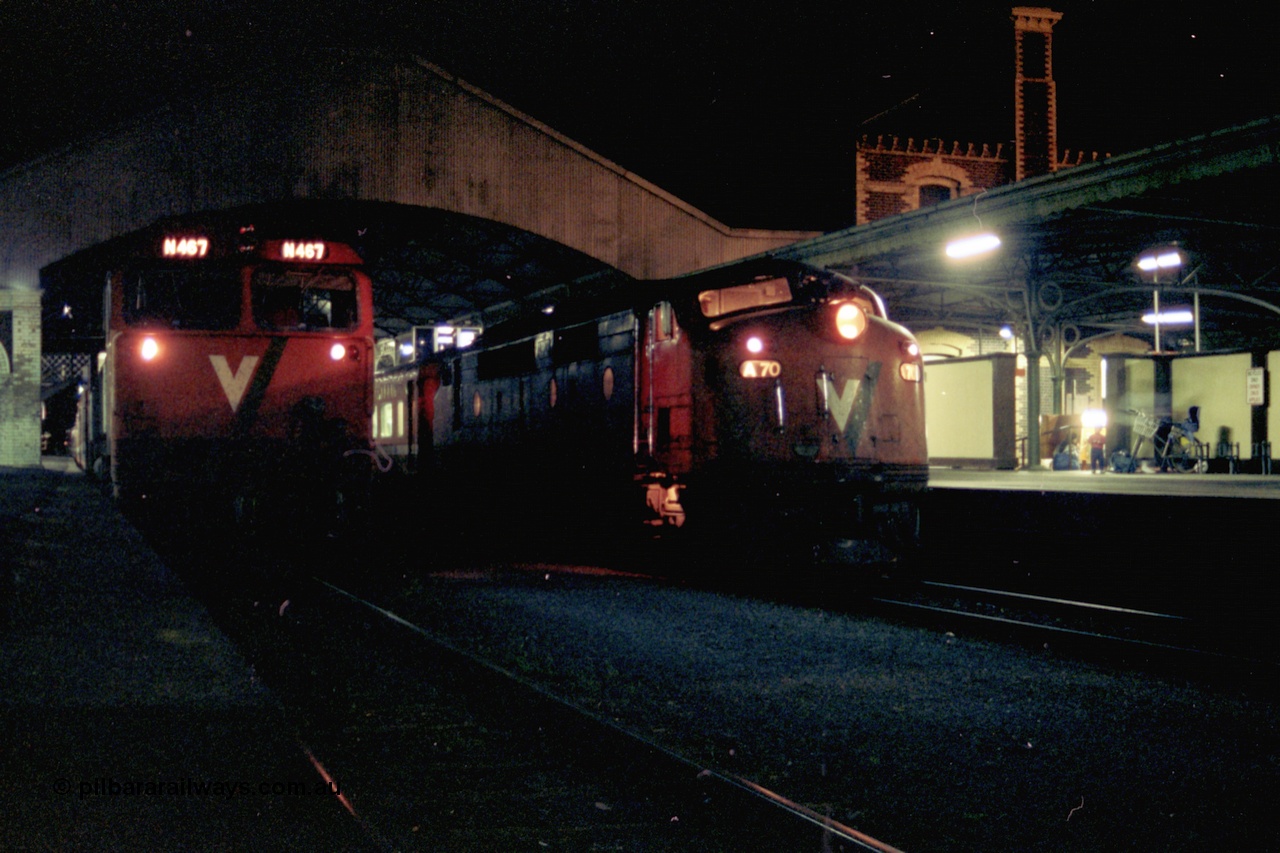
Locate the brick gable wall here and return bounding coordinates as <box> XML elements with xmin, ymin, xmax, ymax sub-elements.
<box><xmin>855</xmin><ymin>137</ymin><xmax>1012</xmax><ymax>225</ymax></box>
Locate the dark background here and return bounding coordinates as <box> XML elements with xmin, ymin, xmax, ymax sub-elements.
<box><xmin>2</xmin><ymin>1</ymin><xmax>1276</xmax><ymax>231</ymax></box>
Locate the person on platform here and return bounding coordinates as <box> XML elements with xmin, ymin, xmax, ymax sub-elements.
<box><xmin>1087</xmin><ymin>427</ymin><xmax>1107</xmax><ymax>474</ymax></box>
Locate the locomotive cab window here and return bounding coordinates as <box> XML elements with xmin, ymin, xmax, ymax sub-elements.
<box><xmin>698</xmin><ymin>277</ymin><xmax>792</xmax><ymax>318</ymax></box>
<box><xmin>252</xmin><ymin>269</ymin><xmax>358</xmax><ymax>330</ymax></box>
<box><xmin>653</xmin><ymin>302</ymin><xmax>678</xmax><ymax>341</ymax></box>
<box><xmin>122</xmin><ymin>267</ymin><xmax>241</xmax><ymax>330</ymax></box>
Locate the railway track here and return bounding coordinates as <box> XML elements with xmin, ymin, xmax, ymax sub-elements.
<box><xmin>145</xmin><ymin>522</ymin><xmax>904</xmax><ymax>852</ymax></box>
<box><xmin>303</xmin><ymin>577</ymin><xmax>904</xmax><ymax>852</ymax></box>
<box><xmin>868</xmin><ymin>578</ymin><xmax>1278</xmax><ymax>676</ymax></box>
<box><xmin>127</xmin><ymin>512</ymin><xmax>1280</xmax><ymax>852</ymax></box>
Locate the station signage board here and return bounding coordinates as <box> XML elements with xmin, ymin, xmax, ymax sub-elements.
<box><xmin>1246</xmin><ymin>366</ymin><xmax>1266</xmax><ymax>406</ymax></box>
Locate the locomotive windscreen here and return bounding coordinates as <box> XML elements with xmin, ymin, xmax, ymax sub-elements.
<box><xmin>122</xmin><ymin>267</ymin><xmax>241</xmax><ymax>330</ymax></box>
<box><xmin>251</xmin><ymin>268</ymin><xmax>358</xmax><ymax>330</ymax></box>
<box><xmin>697</xmin><ymin>277</ymin><xmax>792</xmax><ymax>318</ymax></box>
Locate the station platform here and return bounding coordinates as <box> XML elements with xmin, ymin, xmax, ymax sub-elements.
<box><xmin>921</xmin><ymin>462</ymin><xmax>1280</xmax><ymax>633</ymax></box>
<box><xmin>0</xmin><ymin>460</ymin><xmax>374</xmax><ymax>851</ymax></box>
<box><xmin>929</xmin><ymin>465</ymin><xmax>1280</xmax><ymax>499</ymax></box>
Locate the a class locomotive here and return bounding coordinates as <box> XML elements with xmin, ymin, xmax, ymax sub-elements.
<box><xmin>373</xmin><ymin>258</ymin><xmax>927</xmax><ymax>562</ymax></box>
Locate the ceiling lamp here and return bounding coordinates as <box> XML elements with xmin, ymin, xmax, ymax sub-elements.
<box><xmin>945</xmin><ymin>233</ymin><xmax>1002</xmax><ymax>259</ymax></box>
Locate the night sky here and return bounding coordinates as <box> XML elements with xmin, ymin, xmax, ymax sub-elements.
<box><xmin>2</xmin><ymin>1</ymin><xmax>1276</xmax><ymax>231</ymax></box>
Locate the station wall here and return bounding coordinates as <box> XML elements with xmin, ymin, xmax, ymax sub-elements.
<box><xmin>1270</xmin><ymin>351</ymin><xmax>1280</xmax><ymax>453</ymax></box>
<box><xmin>922</xmin><ymin>354</ymin><xmax>1018</xmax><ymax>469</ymax></box>
<box><xmin>1173</xmin><ymin>353</ymin><xmax>1254</xmax><ymax>454</ymax></box>
<box><xmin>1105</xmin><ymin>348</ymin><xmax>1274</xmax><ymax>461</ymax></box>
<box><xmin>0</xmin><ymin>289</ymin><xmax>41</xmax><ymax>468</ymax></box>
<box><xmin>918</xmin><ymin>330</ymin><xmax>1279</xmax><ymax>470</ymax></box>
<box><xmin>1111</xmin><ymin>358</ymin><xmax>1156</xmax><ymax>413</ymax></box>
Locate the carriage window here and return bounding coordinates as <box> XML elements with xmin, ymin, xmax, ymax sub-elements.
<box><xmin>697</xmin><ymin>278</ymin><xmax>792</xmax><ymax>318</ymax></box>
<box><xmin>252</xmin><ymin>269</ymin><xmax>358</xmax><ymax>330</ymax></box>
<box><xmin>122</xmin><ymin>268</ymin><xmax>241</xmax><ymax>329</ymax></box>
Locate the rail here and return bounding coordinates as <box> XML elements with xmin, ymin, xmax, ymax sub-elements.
<box><xmin>320</xmin><ymin>579</ymin><xmax>907</xmax><ymax>853</ymax></box>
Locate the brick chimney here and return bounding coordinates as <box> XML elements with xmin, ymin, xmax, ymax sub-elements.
<box><xmin>1012</xmin><ymin>7</ymin><xmax>1063</xmax><ymax>181</ymax></box>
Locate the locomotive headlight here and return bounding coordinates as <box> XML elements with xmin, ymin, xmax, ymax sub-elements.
<box><xmin>834</xmin><ymin>302</ymin><xmax>867</xmax><ymax>340</ymax></box>
<box><xmin>329</xmin><ymin>342</ymin><xmax>347</xmax><ymax>361</ymax></box>
<box><xmin>745</xmin><ymin>336</ymin><xmax>765</xmax><ymax>354</ymax></box>
<box><xmin>139</xmin><ymin>337</ymin><xmax>160</xmax><ymax>361</ymax></box>
<box><xmin>901</xmin><ymin>340</ymin><xmax>920</xmax><ymax>357</ymax></box>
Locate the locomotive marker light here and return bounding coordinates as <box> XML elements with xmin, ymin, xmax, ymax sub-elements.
<box><xmin>139</xmin><ymin>336</ymin><xmax>160</xmax><ymax>361</ymax></box>
<box><xmin>899</xmin><ymin>339</ymin><xmax>923</xmax><ymax>382</ymax></box>
<box><xmin>330</xmin><ymin>342</ymin><xmax>348</xmax><ymax>361</ymax></box>
<box><xmin>741</xmin><ymin>334</ymin><xmax>782</xmax><ymax>377</ymax></box>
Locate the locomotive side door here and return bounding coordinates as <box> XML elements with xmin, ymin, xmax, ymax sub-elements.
<box><xmin>639</xmin><ymin>301</ymin><xmax>692</xmax><ymax>474</ymax></box>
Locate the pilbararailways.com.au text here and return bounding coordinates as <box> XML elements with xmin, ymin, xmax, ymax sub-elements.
<box><xmin>61</xmin><ymin>777</ymin><xmax>341</xmax><ymax>800</ymax></box>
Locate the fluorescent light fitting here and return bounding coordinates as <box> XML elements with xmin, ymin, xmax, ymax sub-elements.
<box><xmin>1137</xmin><ymin>251</ymin><xmax>1183</xmax><ymax>271</ymax></box>
<box><xmin>945</xmin><ymin>233</ymin><xmax>1001</xmax><ymax>259</ymax></box>
<box><xmin>1142</xmin><ymin>309</ymin><xmax>1194</xmax><ymax>324</ymax></box>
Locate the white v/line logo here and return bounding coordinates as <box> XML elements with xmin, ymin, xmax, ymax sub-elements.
<box><xmin>818</xmin><ymin>375</ymin><xmax>861</xmax><ymax>433</ymax></box>
<box><xmin>209</xmin><ymin>355</ymin><xmax>260</xmax><ymax>412</ymax></box>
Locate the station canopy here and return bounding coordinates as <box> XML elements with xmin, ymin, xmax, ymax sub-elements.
<box><xmin>774</xmin><ymin>115</ymin><xmax>1280</xmax><ymax>354</ymax></box>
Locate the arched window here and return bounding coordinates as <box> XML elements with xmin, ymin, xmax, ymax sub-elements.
<box><xmin>918</xmin><ymin>183</ymin><xmax>953</xmax><ymax>207</ymax></box>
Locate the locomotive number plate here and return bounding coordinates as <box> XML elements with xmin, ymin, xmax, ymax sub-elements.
<box><xmin>739</xmin><ymin>359</ymin><xmax>781</xmax><ymax>378</ymax></box>
<box><xmin>281</xmin><ymin>241</ymin><xmax>327</xmax><ymax>261</ymax></box>
<box><xmin>162</xmin><ymin>236</ymin><xmax>210</xmax><ymax>258</ymax></box>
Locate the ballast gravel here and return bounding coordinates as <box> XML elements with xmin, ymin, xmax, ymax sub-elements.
<box><xmin>386</xmin><ymin>569</ymin><xmax>1278</xmax><ymax>852</ymax></box>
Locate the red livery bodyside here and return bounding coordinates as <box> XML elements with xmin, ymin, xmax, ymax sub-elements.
<box><xmin>374</xmin><ymin>259</ymin><xmax>927</xmax><ymax>564</ymax></box>
<box><xmin>92</xmin><ymin>227</ymin><xmax>375</xmax><ymax>514</ymax></box>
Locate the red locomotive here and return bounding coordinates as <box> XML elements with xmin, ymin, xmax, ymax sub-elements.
<box><xmin>374</xmin><ymin>258</ymin><xmax>927</xmax><ymax>562</ymax></box>
<box><xmin>75</xmin><ymin>224</ymin><xmax>376</xmax><ymax>520</ymax></box>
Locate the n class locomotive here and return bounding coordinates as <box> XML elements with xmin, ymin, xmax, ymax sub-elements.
<box><xmin>373</xmin><ymin>258</ymin><xmax>927</xmax><ymax>563</ymax></box>
<box><xmin>72</xmin><ymin>223</ymin><xmax>376</xmax><ymax>520</ymax></box>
